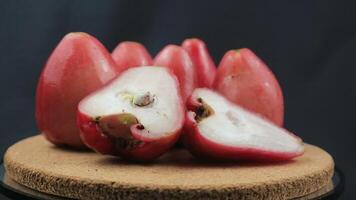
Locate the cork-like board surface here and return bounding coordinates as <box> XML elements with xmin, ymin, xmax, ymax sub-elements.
<box><xmin>4</xmin><ymin>135</ymin><xmax>334</xmax><ymax>200</ymax></box>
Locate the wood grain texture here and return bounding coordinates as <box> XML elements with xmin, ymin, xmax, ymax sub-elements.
<box><xmin>4</xmin><ymin>135</ymin><xmax>334</xmax><ymax>200</ymax></box>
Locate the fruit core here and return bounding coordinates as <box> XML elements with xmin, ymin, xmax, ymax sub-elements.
<box><xmin>93</xmin><ymin>90</ymin><xmax>156</xmax><ymax>150</ymax></box>
<box><xmin>194</xmin><ymin>98</ymin><xmax>215</xmax><ymax>122</ymax></box>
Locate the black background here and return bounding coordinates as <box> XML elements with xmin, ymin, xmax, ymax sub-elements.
<box><xmin>0</xmin><ymin>0</ymin><xmax>355</xmax><ymax>199</ymax></box>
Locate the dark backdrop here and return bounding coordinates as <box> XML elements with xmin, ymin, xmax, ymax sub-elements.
<box><xmin>0</xmin><ymin>0</ymin><xmax>355</xmax><ymax>199</ymax></box>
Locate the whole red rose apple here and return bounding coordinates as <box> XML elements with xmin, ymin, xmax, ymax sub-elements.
<box><xmin>214</xmin><ymin>48</ymin><xmax>284</xmax><ymax>126</ymax></box>
<box><xmin>36</xmin><ymin>32</ymin><xmax>120</xmax><ymax>147</ymax></box>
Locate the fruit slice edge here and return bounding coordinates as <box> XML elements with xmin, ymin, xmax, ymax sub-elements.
<box><xmin>187</xmin><ymin>88</ymin><xmax>303</xmax><ymax>156</ymax></box>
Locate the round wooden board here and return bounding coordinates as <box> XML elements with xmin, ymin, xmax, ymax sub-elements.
<box><xmin>4</xmin><ymin>135</ymin><xmax>334</xmax><ymax>200</ymax></box>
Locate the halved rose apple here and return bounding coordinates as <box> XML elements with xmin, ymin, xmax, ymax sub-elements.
<box><xmin>77</xmin><ymin>66</ymin><xmax>184</xmax><ymax>161</ymax></box>
<box><xmin>183</xmin><ymin>88</ymin><xmax>304</xmax><ymax>161</ymax></box>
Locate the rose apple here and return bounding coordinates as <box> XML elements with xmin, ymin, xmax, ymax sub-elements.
<box><xmin>36</xmin><ymin>32</ymin><xmax>119</xmax><ymax>147</ymax></box>
<box><xmin>183</xmin><ymin>88</ymin><xmax>303</xmax><ymax>161</ymax></box>
<box><xmin>111</xmin><ymin>41</ymin><xmax>153</xmax><ymax>72</ymax></box>
<box><xmin>182</xmin><ymin>38</ymin><xmax>216</xmax><ymax>88</ymax></box>
<box><xmin>214</xmin><ymin>48</ymin><xmax>284</xmax><ymax>126</ymax></box>
<box><xmin>77</xmin><ymin>66</ymin><xmax>184</xmax><ymax>161</ymax></box>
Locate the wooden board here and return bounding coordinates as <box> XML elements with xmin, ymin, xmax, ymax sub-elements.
<box><xmin>4</xmin><ymin>135</ymin><xmax>334</xmax><ymax>200</ymax></box>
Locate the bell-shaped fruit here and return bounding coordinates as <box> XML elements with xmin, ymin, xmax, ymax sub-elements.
<box><xmin>214</xmin><ymin>48</ymin><xmax>284</xmax><ymax>126</ymax></box>
<box><xmin>36</xmin><ymin>32</ymin><xmax>119</xmax><ymax>147</ymax></box>
<box><xmin>183</xmin><ymin>88</ymin><xmax>303</xmax><ymax>161</ymax></box>
<box><xmin>154</xmin><ymin>45</ymin><xmax>197</xmax><ymax>102</ymax></box>
<box><xmin>111</xmin><ymin>41</ymin><xmax>153</xmax><ymax>72</ymax></box>
<box><xmin>77</xmin><ymin>66</ymin><xmax>184</xmax><ymax>161</ymax></box>
<box><xmin>182</xmin><ymin>38</ymin><xmax>216</xmax><ymax>88</ymax></box>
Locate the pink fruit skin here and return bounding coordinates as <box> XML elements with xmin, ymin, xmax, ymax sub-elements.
<box><xmin>182</xmin><ymin>38</ymin><xmax>216</xmax><ymax>88</ymax></box>
<box><xmin>76</xmin><ymin>112</ymin><xmax>116</xmax><ymax>153</ymax></box>
<box><xmin>182</xmin><ymin>95</ymin><xmax>303</xmax><ymax>161</ymax></box>
<box><xmin>154</xmin><ymin>45</ymin><xmax>197</xmax><ymax>102</ymax></box>
<box><xmin>36</xmin><ymin>32</ymin><xmax>120</xmax><ymax>148</ymax></box>
<box><xmin>214</xmin><ymin>48</ymin><xmax>284</xmax><ymax>126</ymax></box>
<box><xmin>111</xmin><ymin>41</ymin><xmax>153</xmax><ymax>72</ymax></box>
<box><xmin>77</xmin><ymin>68</ymin><xmax>185</xmax><ymax>162</ymax></box>
<box><xmin>78</xmin><ymin>112</ymin><xmax>182</xmax><ymax>161</ymax></box>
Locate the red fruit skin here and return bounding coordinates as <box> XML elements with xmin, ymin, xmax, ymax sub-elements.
<box><xmin>77</xmin><ymin>112</ymin><xmax>182</xmax><ymax>161</ymax></box>
<box><xmin>182</xmin><ymin>38</ymin><xmax>216</xmax><ymax>88</ymax></box>
<box><xmin>154</xmin><ymin>45</ymin><xmax>197</xmax><ymax>102</ymax></box>
<box><xmin>182</xmin><ymin>95</ymin><xmax>303</xmax><ymax>162</ymax></box>
<box><xmin>214</xmin><ymin>48</ymin><xmax>284</xmax><ymax>126</ymax></box>
<box><xmin>77</xmin><ymin>68</ymin><xmax>185</xmax><ymax>162</ymax></box>
<box><xmin>111</xmin><ymin>41</ymin><xmax>153</xmax><ymax>72</ymax></box>
<box><xmin>77</xmin><ymin>112</ymin><xmax>116</xmax><ymax>154</ymax></box>
<box><xmin>36</xmin><ymin>32</ymin><xmax>119</xmax><ymax>148</ymax></box>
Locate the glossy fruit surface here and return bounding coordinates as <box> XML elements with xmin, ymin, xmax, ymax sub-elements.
<box><xmin>36</xmin><ymin>32</ymin><xmax>119</xmax><ymax>147</ymax></box>
<box><xmin>182</xmin><ymin>38</ymin><xmax>216</xmax><ymax>88</ymax></box>
<box><xmin>111</xmin><ymin>41</ymin><xmax>152</xmax><ymax>72</ymax></box>
<box><xmin>214</xmin><ymin>48</ymin><xmax>284</xmax><ymax>126</ymax></box>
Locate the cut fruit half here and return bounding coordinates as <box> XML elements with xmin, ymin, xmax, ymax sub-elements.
<box><xmin>78</xmin><ymin>66</ymin><xmax>184</xmax><ymax>161</ymax></box>
<box><xmin>183</xmin><ymin>88</ymin><xmax>304</xmax><ymax>161</ymax></box>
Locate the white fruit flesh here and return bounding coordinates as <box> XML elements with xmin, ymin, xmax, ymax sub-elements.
<box><xmin>79</xmin><ymin>66</ymin><xmax>183</xmax><ymax>139</ymax></box>
<box><xmin>192</xmin><ymin>88</ymin><xmax>303</xmax><ymax>154</ymax></box>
